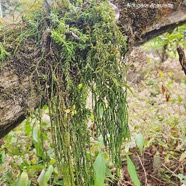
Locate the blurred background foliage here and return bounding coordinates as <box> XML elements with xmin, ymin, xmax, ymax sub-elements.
<box><xmin>0</xmin><ymin>0</ymin><xmax>42</xmax><ymax>24</ymax></box>
<box><xmin>143</xmin><ymin>24</ymin><xmax>186</xmax><ymax>62</ymax></box>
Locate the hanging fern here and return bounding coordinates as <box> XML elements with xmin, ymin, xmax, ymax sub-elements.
<box><xmin>46</xmin><ymin>1</ymin><xmax>130</xmax><ymax>185</ymax></box>
<box><xmin>1</xmin><ymin>0</ymin><xmax>130</xmax><ymax>185</ymax></box>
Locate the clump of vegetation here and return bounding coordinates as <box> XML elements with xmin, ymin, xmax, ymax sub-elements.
<box><xmin>0</xmin><ymin>0</ymin><xmax>129</xmax><ymax>185</ymax></box>
<box><xmin>1</xmin><ymin>0</ymin><xmax>185</xmax><ymax>185</ymax></box>
<box><xmin>46</xmin><ymin>2</ymin><xmax>129</xmax><ymax>185</ymax></box>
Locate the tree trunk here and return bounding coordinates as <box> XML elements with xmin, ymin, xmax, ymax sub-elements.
<box><xmin>0</xmin><ymin>0</ymin><xmax>186</xmax><ymax>139</ymax></box>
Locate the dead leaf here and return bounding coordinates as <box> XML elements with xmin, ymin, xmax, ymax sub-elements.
<box><xmin>179</xmin><ymin>151</ymin><xmax>186</xmax><ymax>163</ymax></box>
<box><xmin>161</xmin><ymin>84</ymin><xmax>166</xmax><ymax>95</ymax></box>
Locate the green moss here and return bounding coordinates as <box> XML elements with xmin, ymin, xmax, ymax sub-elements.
<box><xmin>0</xmin><ymin>42</ymin><xmax>10</xmax><ymax>61</ymax></box>
<box><xmin>1</xmin><ymin>1</ymin><xmax>130</xmax><ymax>185</ymax></box>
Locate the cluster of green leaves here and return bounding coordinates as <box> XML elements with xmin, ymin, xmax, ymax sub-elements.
<box><xmin>0</xmin><ymin>112</ymin><xmax>117</xmax><ymax>186</ymax></box>
<box><xmin>127</xmin><ymin>132</ymin><xmax>186</xmax><ymax>185</ymax></box>
<box><xmin>143</xmin><ymin>24</ymin><xmax>186</xmax><ymax>60</ymax></box>
<box><xmin>0</xmin><ymin>107</ymin><xmax>63</xmax><ymax>185</ymax></box>
<box><xmin>0</xmin><ymin>42</ymin><xmax>10</xmax><ymax>61</ymax></box>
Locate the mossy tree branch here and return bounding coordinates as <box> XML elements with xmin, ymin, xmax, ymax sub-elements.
<box><xmin>0</xmin><ymin>0</ymin><xmax>186</xmax><ymax>139</ymax></box>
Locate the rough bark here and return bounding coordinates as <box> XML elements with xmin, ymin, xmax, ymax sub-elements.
<box><xmin>0</xmin><ymin>65</ymin><xmax>40</xmax><ymax>138</ymax></box>
<box><xmin>135</xmin><ymin>4</ymin><xmax>186</xmax><ymax>45</ymax></box>
<box><xmin>0</xmin><ymin>0</ymin><xmax>186</xmax><ymax>139</ymax></box>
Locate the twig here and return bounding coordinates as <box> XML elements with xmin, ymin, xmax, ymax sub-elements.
<box><xmin>137</xmin><ymin>153</ymin><xmax>148</xmax><ymax>186</ymax></box>
<box><xmin>162</xmin><ymin>163</ymin><xmax>184</xmax><ymax>179</ymax></box>
<box><xmin>65</xmin><ymin>31</ymin><xmax>80</xmax><ymax>41</ymax></box>
<box><xmin>122</xmin><ymin>180</ymin><xmax>134</xmax><ymax>186</ymax></box>
<box><xmin>149</xmin><ymin>174</ymin><xmax>167</xmax><ymax>184</ymax></box>
<box><xmin>162</xmin><ymin>163</ymin><xmax>176</xmax><ymax>175</ymax></box>
<box><xmin>171</xmin><ymin>163</ymin><xmax>184</xmax><ymax>179</ymax></box>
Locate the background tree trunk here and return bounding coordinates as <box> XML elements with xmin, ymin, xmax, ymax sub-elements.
<box><xmin>0</xmin><ymin>1</ymin><xmax>3</xmax><ymax>18</ymax></box>
<box><xmin>0</xmin><ymin>0</ymin><xmax>186</xmax><ymax>138</ymax></box>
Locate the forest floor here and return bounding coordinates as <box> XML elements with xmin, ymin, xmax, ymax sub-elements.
<box><xmin>0</xmin><ymin>46</ymin><xmax>186</xmax><ymax>186</ymax></box>
<box><xmin>118</xmin><ymin>46</ymin><xmax>186</xmax><ymax>186</ymax></box>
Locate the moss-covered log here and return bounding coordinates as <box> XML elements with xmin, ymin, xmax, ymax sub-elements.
<box><xmin>0</xmin><ymin>0</ymin><xmax>185</xmax><ymax>138</ymax></box>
